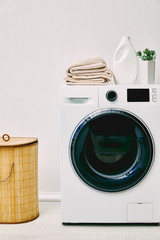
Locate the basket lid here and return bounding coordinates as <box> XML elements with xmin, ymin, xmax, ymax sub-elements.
<box><xmin>0</xmin><ymin>134</ymin><xmax>38</xmax><ymax>146</ymax></box>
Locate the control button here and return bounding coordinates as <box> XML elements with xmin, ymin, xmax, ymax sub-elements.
<box><xmin>106</xmin><ymin>90</ymin><xmax>118</xmax><ymax>102</ymax></box>
<box><xmin>152</xmin><ymin>94</ymin><xmax>157</xmax><ymax>102</ymax></box>
<box><xmin>152</xmin><ymin>88</ymin><xmax>157</xmax><ymax>93</ymax></box>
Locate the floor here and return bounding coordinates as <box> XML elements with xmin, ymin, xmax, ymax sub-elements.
<box><xmin>0</xmin><ymin>202</ymin><xmax>160</xmax><ymax>240</ymax></box>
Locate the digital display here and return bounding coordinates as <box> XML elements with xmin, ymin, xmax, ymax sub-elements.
<box><xmin>127</xmin><ymin>89</ymin><xmax>150</xmax><ymax>102</ymax></box>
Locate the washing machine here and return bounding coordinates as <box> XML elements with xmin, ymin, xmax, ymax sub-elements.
<box><xmin>60</xmin><ymin>84</ymin><xmax>160</xmax><ymax>224</ymax></box>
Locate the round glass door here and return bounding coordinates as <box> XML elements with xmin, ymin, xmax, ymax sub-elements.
<box><xmin>70</xmin><ymin>109</ymin><xmax>154</xmax><ymax>192</ymax></box>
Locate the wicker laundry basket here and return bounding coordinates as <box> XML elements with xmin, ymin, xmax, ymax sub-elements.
<box><xmin>0</xmin><ymin>134</ymin><xmax>39</xmax><ymax>223</ymax></box>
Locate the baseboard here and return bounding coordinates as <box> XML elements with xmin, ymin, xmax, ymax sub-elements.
<box><xmin>39</xmin><ymin>192</ymin><xmax>61</xmax><ymax>202</ymax></box>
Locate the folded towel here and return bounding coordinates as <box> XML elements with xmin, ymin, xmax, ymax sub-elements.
<box><xmin>65</xmin><ymin>57</ymin><xmax>113</xmax><ymax>85</ymax></box>
<box><xmin>66</xmin><ymin>57</ymin><xmax>106</xmax><ymax>75</ymax></box>
<box><xmin>65</xmin><ymin>77</ymin><xmax>109</xmax><ymax>85</ymax></box>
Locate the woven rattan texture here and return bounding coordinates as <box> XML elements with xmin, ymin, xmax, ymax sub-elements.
<box><xmin>0</xmin><ymin>142</ymin><xmax>39</xmax><ymax>223</ymax></box>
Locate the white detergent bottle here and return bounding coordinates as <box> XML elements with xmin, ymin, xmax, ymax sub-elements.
<box><xmin>113</xmin><ymin>36</ymin><xmax>138</xmax><ymax>85</ymax></box>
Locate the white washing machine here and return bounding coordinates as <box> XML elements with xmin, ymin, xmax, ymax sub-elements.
<box><xmin>60</xmin><ymin>85</ymin><xmax>160</xmax><ymax>224</ymax></box>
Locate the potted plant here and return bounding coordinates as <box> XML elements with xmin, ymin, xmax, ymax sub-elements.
<box><xmin>137</xmin><ymin>48</ymin><xmax>156</xmax><ymax>85</ymax></box>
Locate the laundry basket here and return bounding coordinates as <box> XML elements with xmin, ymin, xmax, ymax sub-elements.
<box><xmin>0</xmin><ymin>134</ymin><xmax>39</xmax><ymax>223</ymax></box>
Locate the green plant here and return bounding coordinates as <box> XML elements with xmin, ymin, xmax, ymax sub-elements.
<box><xmin>137</xmin><ymin>48</ymin><xmax>156</xmax><ymax>61</ymax></box>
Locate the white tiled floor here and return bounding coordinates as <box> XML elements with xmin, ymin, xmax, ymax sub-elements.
<box><xmin>0</xmin><ymin>202</ymin><xmax>160</xmax><ymax>240</ymax></box>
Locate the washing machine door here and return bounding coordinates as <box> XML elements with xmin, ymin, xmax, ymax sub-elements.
<box><xmin>70</xmin><ymin>109</ymin><xmax>153</xmax><ymax>192</ymax></box>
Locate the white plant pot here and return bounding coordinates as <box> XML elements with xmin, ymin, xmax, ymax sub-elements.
<box><xmin>139</xmin><ymin>60</ymin><xmax>155</xmax><ymax>85</ymax></box>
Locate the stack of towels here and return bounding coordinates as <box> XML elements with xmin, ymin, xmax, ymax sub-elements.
<box><xmin>65</xmin><ymin>57</ymin><xmax>113</xmax><ymax>85</ymax></box>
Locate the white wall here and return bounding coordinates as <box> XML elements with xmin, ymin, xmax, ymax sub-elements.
<box><xmin>0</xmin><ymin>0</ymin><xmax>159</xmax><ymax>199</ymax></box>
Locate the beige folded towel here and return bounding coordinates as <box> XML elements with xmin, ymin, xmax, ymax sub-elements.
<box><xmin>65</xmin><ymin>57</ymin><xmax>113</xmax><ymax>85</ymax></box>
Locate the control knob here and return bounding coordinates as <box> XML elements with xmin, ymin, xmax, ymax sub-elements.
<box><xmin>106</xmin><ymin>90</ymin><xmax>118</xmax><ymax>102</ymax></box>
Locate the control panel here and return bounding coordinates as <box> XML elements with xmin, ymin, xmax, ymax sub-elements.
<box><xmin>127</xmin><ymin>88</ymin><xmax>158</xmax><ymax>103</ymax></box>
<box><xmin>105</xmin><ymin>88</ymin><xmax>158</xmax><ymax>103</ymax></box>
<box><xmin>99</xmin><ymin>85</ymin><xmax>160</xmax><ymax>107</ymax></box>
